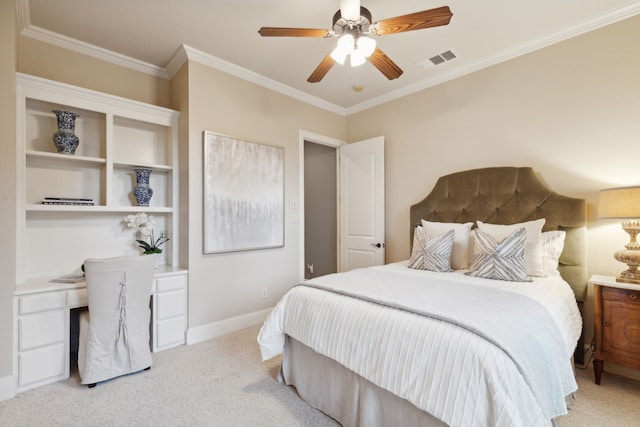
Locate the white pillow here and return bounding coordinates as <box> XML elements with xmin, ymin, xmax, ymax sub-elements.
<box><xmin>421</xmin><ymin>220</ymin><xmax>473</xmax><ymax>270</ymax></box>
<box><xmin>540</xmin><ymin>230</ymin><xmax>566</xmax><ymax>276</ymax></box>
<box><xmin>477</xmin><ymin>218</ymin><xmax>546</xmax><ymax>277</ymax></box>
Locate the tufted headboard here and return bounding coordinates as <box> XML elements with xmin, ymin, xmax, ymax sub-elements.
<box><xmin>410</xmin><ymin>167</ymin><xmax>587</xmax><ymax>301</ymax></box>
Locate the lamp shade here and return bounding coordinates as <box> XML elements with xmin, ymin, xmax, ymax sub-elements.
<box><xmin>350</xmin><ymin>49</ymin><xmax>366</xmax><ymax>67</ymax></box>
<box><xmin>598</xmin><ymin>186</ymin><xmax>640</xmax><ymax>219</ymax></box>
<box><xmin>357</xmin><ymin>36</ymin><xmax>376</xmax><ymax>57</ymax></box>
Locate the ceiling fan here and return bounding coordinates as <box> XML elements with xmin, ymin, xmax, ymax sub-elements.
<box><xmin>258</xmin><ymin>0</ymin><xmax>452</xmax><ymax>83</ymax></box>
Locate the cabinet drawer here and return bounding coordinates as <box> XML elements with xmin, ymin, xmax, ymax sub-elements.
<box><xmin>156</xmin><ymin>316</ymin><xmax>186</xmax><ymax>349</ymax></box>
<box><xmin>602</xmin><ymin>286</ymin><xmax>640</xmax><ymax>305</ymax></box>
<box><xmin>156</xmin><ymin>275</ymin><xmax>186</xmax><ymax>293</ymax></box>
<box><xmin>19</xmin><ymin>310</ymin><xmax>66</xmax><ymax>351</ymax></box>
<box><xmin>156</xmin><ymin>290</ymin><xmax>185</xmax><ymax>320</ymax></box>
<box><xmin>19</xmin><ymin>292</ymin><xmax>66</xmax><ymax>314</ymax></box>
<box><xmin>19</xmin><ymin>343</ymin><xmax>66</xmax><ymax>387</ymax></box>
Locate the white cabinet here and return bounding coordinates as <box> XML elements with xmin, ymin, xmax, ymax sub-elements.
<box><xmin>14</xmin><ymin>268</ymin><xmax>188</xmax><ymax>393</ymax></box>
<box><xmin>152</xmin><ymin>272</ymin><xmax>188</xmax><ymax>352</ymax></box>
<box><xmin>16</xmin><ymin>73</ymin><xmax>181</xmax><ymax>283</ymax></box>
<box><xmin>14</xmin><ymin>290</ymin><xmax>68</xmax><ymax>391</ymax></box>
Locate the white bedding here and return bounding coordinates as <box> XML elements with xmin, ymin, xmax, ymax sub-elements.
<box><xmin>258</xmin><ymin>261</ymin><xmax>582</xmax><ymax>427</ymax></box>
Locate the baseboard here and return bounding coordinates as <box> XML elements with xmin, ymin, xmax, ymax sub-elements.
<box><xmin>186</xmin><ymin>307</ymin><xmax>273</xmax><ymax>345</ymax></box>
<box><xmin>0</xmin><ymin>374</ymin><xmax>16</xmax><ymax>401</ymax></box>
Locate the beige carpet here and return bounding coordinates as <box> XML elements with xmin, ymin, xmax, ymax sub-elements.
<box><xmin>1</xmin><ymin>325</ymin><xmax>639</xmax><ymax>426</ymax></box>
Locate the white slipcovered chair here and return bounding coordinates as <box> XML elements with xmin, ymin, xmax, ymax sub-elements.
<box><xmin>78</xmin><ymin>254</ymin><xmax>157</xmax><ymax>387</ymax></box>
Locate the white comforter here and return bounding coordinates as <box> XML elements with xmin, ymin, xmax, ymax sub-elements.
<box><xmin>258</xmin><ymin>262</ymin><xmax>582</xmax><ymax>427</ymax></box>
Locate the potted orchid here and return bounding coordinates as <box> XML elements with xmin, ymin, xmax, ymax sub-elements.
<box><xmin>124</xmin><ymin>212</ymin><xmax>169</xmax><ymax>254</ymax></box>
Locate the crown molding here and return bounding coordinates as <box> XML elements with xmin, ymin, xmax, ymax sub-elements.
<box><xmin>346</xmin><ymin>2</ymin><xmax>640</xmax><ymax>115</ymax></box>
<box><xmin>16</xmin><ymin>0</ymin><xmax>30</xmax><ymax>33</ymax></box>
<box><xmin>18</xmin><ymin>0</ymin><xmax>346</xmax><ymax>116</ymax></box>
<box><xmin>20</xmin><ymin>25</ymin><xmax>170</xmax><ymax>79</ymax></box>
<box><xmin>17</xmin><ymin>0</ymin><xmax>169</xmax><ymax>80</ymax></box>
<box><xmin>165</xmin><ymin>45</ymin><xmax>189</xmax><ymax>78</ymax></box>
<box><xmin>169</xmin><ymin>45</ymin><xmax>347</xmax><ymax>116</ymax></box>
<box><xmin>16</xmin><ymin>0</ymin><xmax>640</xmax><ymax>117</ymax></box>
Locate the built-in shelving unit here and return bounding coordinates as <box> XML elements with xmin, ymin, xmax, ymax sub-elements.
<box><xmin>16</xmin><ymin>73</ymin><xmax>181</xmax><ymax>284</ymax></box>
<box><xmin>14</xmin><ymin>74</ymin><xmax>187</xmax><ymax>393</ymax></box>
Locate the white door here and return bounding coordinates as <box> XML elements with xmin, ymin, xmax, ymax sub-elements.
<box><xmin>339</xmin><ymin>136</ymin><xmax>385</xmax><ymax>271</ymax></box>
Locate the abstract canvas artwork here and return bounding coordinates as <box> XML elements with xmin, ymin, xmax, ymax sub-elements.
<box><xmin>203</xmin><ymin>131</ymin><xmax>284</xmax><ymax>253</ymax></box>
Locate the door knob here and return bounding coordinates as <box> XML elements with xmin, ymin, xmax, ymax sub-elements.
<box><xmin>370</xmin><ymin>243</ymin><xmax>384</xmax><ymax>248</ymax></box>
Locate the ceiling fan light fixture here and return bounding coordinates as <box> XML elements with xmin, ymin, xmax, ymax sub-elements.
<box><xmin>339</xmin><ymin>0</ymin><xmax>360</xmax><ymax>21</ymax></box>
<box><xmin>330</xmin><ymin>33</ymin><xmax>355</xmax><ymax>65</ymax></box>
<box><xmin>330</xmin><ymin>46</ymin><xmax>348</xmax><ymax>65</ymax></box>
<box><xmin>336</xmin><ymin>33</ymin><xmax>355</xmax><ymax>52</ymax></box>
<box><xmin>350</xmin><ymin>50</ymin><xmax>366</xmax><ymax>67</ymax></box>
<box><xmin>258</xmin><ymin>4</ymin><xmax>453</xmax><ymax>82</ymax></box>
<box><xmin>357</xmin><ymin>36</ymin><xmax>376</xmax><ymax>57</ymax></box>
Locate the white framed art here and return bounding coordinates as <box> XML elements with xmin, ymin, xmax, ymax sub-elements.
<box><xmin>203</xmin><ymin>131</ymin><xmax>284</xmax><ymax>254</ymax></box>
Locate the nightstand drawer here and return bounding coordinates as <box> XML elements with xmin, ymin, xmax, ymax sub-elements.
<box><xmin>602</xmin><ymin>302</ymin><xmax>640</xmax><ymax>356</ymax></box>
<box><xmin>602</xmin><ymin>286</ymin><xmax>640</xmax><ymax>305</ymax></box>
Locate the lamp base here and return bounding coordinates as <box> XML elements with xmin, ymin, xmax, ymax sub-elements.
<box><xmin>614</xmin><ymin>248</ymin><xmax>640</xmax><ymax>284</ymax></box>
<box><xmin>616</xmin><ymin>272</ymin><xmax>640</xmax><ymax>284</ymax></box>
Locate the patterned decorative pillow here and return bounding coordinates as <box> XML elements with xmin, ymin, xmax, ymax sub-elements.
<box><xmin>466</xmin><ymin>227</ymin><xmax>531</xmax><ymax>282</ymax></box>
<box><xmin>477</xmin><ymin>219</ymin><xmax>546</xmax><ymax>277</ymax></box>
<box><xmin>409</xmin><ymin>227</ymin><xmax>454</xmax><ymax>272</ymax></box>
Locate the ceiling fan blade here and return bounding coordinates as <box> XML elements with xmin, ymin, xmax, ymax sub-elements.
<box><xmin>373</xmin><ymin>6</ymin><xmax>452</xmax><ymax>36</ymax></box>
<box><xmin>340</xmin><ymin>0</ymin><xmax>361</xmax><ymax>21</ymax></box>
<box><xmin>307</xmin><ymin>54</ymin><xmax>336</xmax><ymax>83</ymax></box>
<box><xmin>258</xmin><ymin>27</ymin><xmax>331</xmax><ymax>37</ymax></box>
<box><xmin>368</xmin><ymin>47</ymin><xmax>403</xmax><ymax>80</ymax></box>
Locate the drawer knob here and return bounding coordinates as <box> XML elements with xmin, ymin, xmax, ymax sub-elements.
<box><xmin>631</xmin><ymin>294</ymin><xmax>638</xmax><ymax>300</ymax></box>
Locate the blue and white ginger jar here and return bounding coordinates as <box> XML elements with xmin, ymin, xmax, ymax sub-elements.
<box><xmin>52</xmin><ymin>110</ymin><xmax>79</xmax><ymax>155</ymax></box>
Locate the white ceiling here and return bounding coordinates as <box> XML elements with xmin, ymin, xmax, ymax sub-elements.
<box><xmin>21</xmin><ymin>0</ymin><xmax>640</xmax><ymax>114</ymax></box>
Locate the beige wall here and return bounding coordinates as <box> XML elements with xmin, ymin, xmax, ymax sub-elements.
<box><xmin>19</xmin><ymin>37</ymin><xmax>171</xmax><ymax>108</ymax></box>
<box><xmin>170</xmin><ymin>62</ymin><xmax>190</xmax><ymax>269</ymax></box>
<box><xmin>347</xmin><ymin>14</ymin><xmax>640</xmax><ymax>278</ymax></box>
<box><xmin>0</xmin><ymin>0</ymin><xmax>18</xmax><ymax>390</ymax></box>
<box><xmin>185</xmin><ymin>61</ymin><xmax>345</xmax><ymax>328</ymax></box>
<box><xmin>346</xmin><ymin>14</ymin><xmax>640</xmax><ymax>346</ymax></box>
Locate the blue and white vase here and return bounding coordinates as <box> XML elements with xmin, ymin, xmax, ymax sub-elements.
<box><xmin>133</xmin><ymin>168</ymin><xmax>153</xmax><ymax>206</ymax></box>
<box><xmin>52</xmin><ymin>110</ymin><xmax>80</xmax><ymax>155</ymax></box>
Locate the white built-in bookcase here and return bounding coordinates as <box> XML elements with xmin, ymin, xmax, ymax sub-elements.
<box><xmin>16</xmin><ymin>73</ymin><xmax>180</xmax><ymax>286</ymax></box>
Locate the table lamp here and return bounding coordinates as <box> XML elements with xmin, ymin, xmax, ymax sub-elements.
<box><xmin>598</xmin><ymin>186</ymin><xmax>640</xmax><ymax>284</ymax></box>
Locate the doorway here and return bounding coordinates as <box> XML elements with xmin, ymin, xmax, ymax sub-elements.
<box><xmin>303</xmin><ymin>140</ymin><xmax>337</xmax><ymax>279</ymax></box>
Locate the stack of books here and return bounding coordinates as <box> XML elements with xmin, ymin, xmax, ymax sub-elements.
<box><xmin>42</xmin><ymin>197</ymin><xmax>95</xmax><ymax>206</ymax></box>
<box><xmin>50</xmin><ymin>273</ymin><xmax>85</xmax><ymax>283</ymax></box>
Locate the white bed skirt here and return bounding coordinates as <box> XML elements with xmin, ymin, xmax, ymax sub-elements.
<box><xmin>280</xmin><ymin>336</ymin><xmax>446</xmax><ymax>427</ymax></box>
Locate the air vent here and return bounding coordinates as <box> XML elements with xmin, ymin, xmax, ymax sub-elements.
<box><xmin>429</xmin><ymin>50</ymin><xmax>456</xmax><ymax>65</ymax></box>
<box><xmin>418</xmin><ymin>50</ymin><xmax>458</xmax><ymax>70</ymax></box>
<box><xmin>429</xmin><ymin>55</ymin><xmax>445</xmax><ymax>65</ymax></box>
<box><xmin>440</xmin><ymin>50</ymin><xmax>456</xmax><ymax>61</ymax></box>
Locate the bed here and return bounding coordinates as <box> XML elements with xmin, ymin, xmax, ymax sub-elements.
<box><xmin>258</xmin><ymin>166</ymin><xmax>587</xmax><ymax>426</ymax></box>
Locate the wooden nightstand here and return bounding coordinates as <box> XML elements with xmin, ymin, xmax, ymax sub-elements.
<box><xmin>590</xmin><ymin>275</ymin><xmax>640</xmax><ymax>385</ymax></box>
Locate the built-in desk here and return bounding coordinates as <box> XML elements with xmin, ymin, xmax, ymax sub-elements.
<box><xmin>13</xmin><ymin>266</ymin><xmax>188</xmax><ymax>393</ymax></box>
